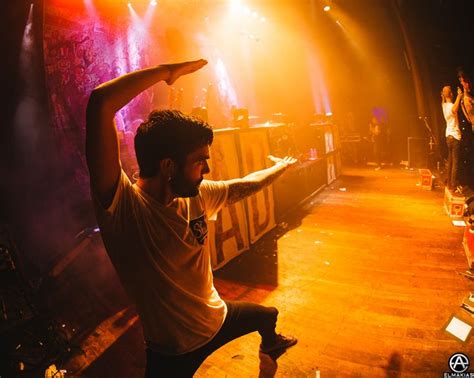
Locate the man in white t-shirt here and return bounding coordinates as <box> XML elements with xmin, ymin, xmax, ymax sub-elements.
<box><xmin>85</xmin><ymin>60</ymin><xmax>297</xmax><ymax>377</ymax></box>
<box><xmin>441</xmin><ymin>85</ymin><xmax>462</xmax><ymax>191</ymax></box>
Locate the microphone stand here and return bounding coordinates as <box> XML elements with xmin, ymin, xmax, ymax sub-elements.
<box><xmin>419</xmin><ymin>116</ymin><xmax>440</xmax><ymax>171</ymax></box>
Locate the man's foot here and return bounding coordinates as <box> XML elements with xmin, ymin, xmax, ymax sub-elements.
<box><xmin>260</xmin><ymin>334</ymin><xmax>297</xmax><ymax>354</ymax></box>
<box><xmin>374</xmin><ymin>166</ymin><xmax>381</xmax><ymax>171</ymax></box>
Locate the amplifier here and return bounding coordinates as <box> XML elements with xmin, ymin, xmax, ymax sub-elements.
<box><xmin>408</xmin><ymin>137</ymin><xmax>428</xmax><ymax>168</ymax></box>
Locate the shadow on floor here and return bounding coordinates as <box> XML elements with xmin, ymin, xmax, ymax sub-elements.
<box><xmin>214</xmin><ymin>203</ymin><xmax>314</xmax><ymax>287</ymax></box>
<box><xmin>385</xmin><ymin>352</ymin><xmax>402</xmax><ymax>378</ymax></box>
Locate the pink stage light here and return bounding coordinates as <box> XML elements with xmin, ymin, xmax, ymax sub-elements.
<box><xmin>15</xmin><ymin>2</ymin><xmax>41</xmax><ymax>157</ymax></box>
<box><xmin>307</xmin><ymin>50</ymin><xmax>332</xmax><ymax>115</ymax></box>
<box><xmin>22</xmin><ymin>4</ymin><xmax>34</xmax><ymax>51</ymax></box>
<box><xmin>144</xmin><ymin>0</ymin><xmax>157</xmax><ymax>25</ymax></box>
<box><xmin>214</xmin><ymin>58</ymin><xmax>239</xmax><ymax>109</ymax></box>
<box><xmin>127</xmin><ymin>3</ymin><xmax>140</xmax><ymax>23</ymax></box>
<box><xmin>84</xmin><ymin>0</ymin><xmax>96</xmax><ymax>14</ymax></box>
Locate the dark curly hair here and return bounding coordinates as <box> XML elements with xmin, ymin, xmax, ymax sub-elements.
<box><xmin>134</xmin><ymin>110</ymin><xmax>213</xmax><ymax>178</ymax></box>
<box><xmin>457</xmin><ymin>66</ymin><xmax>473</xmax><ymax>83</ymax></box>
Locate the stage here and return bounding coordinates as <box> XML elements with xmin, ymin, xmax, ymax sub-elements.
<box><xmin>32</xmin><ymin>166</ymin><xmax>471</xmax><ymax>377</ymax></box>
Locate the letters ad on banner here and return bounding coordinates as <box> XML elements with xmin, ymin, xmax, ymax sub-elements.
<box><xmin>206</xmin><ymin>131</ymin><xmax>250</xmax><ymax>270</ymax></box>
<box><xmin>239</xmin><ymin>129</ymin><xmax>276</xmax><ymax>244</ymax></box>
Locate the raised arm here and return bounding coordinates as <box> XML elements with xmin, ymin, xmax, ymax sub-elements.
<box><xmin>452</xmin><ymin>86</ymin><xmax>463</xmax><ymax>115</ymax></box>
<box><xmin>226</xmin><ymin>156</ymin><xmax>297</xmax><ymax>205</ymax></box>
<box><xmin>85</xmin><ymin>59</ymin><xmax>207</xmax><ymax>207</ymax></box>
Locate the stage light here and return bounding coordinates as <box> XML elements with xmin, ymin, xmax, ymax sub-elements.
<box><xmin>252</xmin><ymin>11</ymin><xmax>258</xmax><ymax>18</ymax></box>
<box><xmin>229</xmin><ymin>0</ymin><xmax>242</xmax><ymax>12</ymax></box>
<box><xmin>23</xmin><ymin>3</ymin><xmax>34</xmax><ymax>42</ymax></box>
<box><xmin>84</xmin><ymin>0</ymin><xmax>97</xmax><ymax>14</ymax></box>
<box><xmin>260</xmin><ymin>17</ymin><xmax>266</xmax><ymax>23</ymax></box>
<box><xmin>144</xmin><ymin>0</ymin><xmax>157</xmax><ymax>24</ymax></box>
<box><xmin>127</xmin><ymin>2</ymin><xmax>132</xmax><ymax>7</ymax></box>
<box><xmin>21</xmin><ymin>3</ymin><xmax>34</xmax><ymax>50</ymax></box>
<box><xmin>15</xmin><ymin>0</ymin><xmax>40</xmax><ymax>160</ymax></box>
<box><xmin>335</xmin><ymin>20</ymin><xmax>346</xmax><ymax>31</ymax></box>
<box><xmin>323</xmin><ymin>5</ymin><xmax>331</xmax><ymax>12</ymax></box>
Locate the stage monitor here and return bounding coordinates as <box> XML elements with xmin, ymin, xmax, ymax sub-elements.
<box><xmin>408</xmin><ymin>137</ymin><xmax>428</xmax><ymax>168</ymax></box>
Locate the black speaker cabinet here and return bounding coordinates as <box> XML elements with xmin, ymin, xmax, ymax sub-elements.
<box><xmin>273</xmin><ymin>165</ymin><xmax>307</xmax><ymax>221</ymax></box>
<box><xmin>408</xmin><ymin>137</ymin><xmax>428</xmax><ymax>168</ymax></box>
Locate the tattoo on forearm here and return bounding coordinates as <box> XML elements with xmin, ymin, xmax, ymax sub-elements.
<box><xmin>227</xmin><ymin>181</ymin><xmax>264</xmax><ymax>204</ymax></box>
<box><xmin>227</xmin><ymin>165</ymin><xmax>286</xmax><ymax>204</ymax></box>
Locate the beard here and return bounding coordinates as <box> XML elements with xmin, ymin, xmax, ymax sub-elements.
<box><xmin>170</xmin><ymin>171</ymin><xmax>201</xmax><ymax>198</ymax></box>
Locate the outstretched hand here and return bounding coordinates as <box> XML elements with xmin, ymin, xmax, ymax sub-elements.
<box><xmin>268</xmin><ymin>155</ymin><xmax>298</xmax><ymax>168</ymax></box>
<box><xmin>163</xmin><ymin>59</ymin><xmax>208</xmax><ymax>85</ymax></box>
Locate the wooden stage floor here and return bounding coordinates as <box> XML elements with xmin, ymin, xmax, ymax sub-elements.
<box><xmin>55</xmin><ymin>167</ymin><xmax>473</xmax><ymax>377</ymax></box>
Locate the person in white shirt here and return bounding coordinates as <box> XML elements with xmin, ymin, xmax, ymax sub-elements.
<box><xmin>441</xmin><ymin>85</ymin><xmax>462</xmax><ymax>191</ymax></box>
<box><xmin>85</xmin><ymin>60</ymin><xmax>297</xmax><ymax>377</ymax></box>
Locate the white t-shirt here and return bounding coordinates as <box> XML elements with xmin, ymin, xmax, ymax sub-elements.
<box><xmin>92</xmin><ymin>170</ymin><xmax>229</xmax><ymax>355</ymax></box>
<box><xmin>442</xmin><ymin>102</ymin><xmax>461</xmax><ymax>140</ymax></box>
